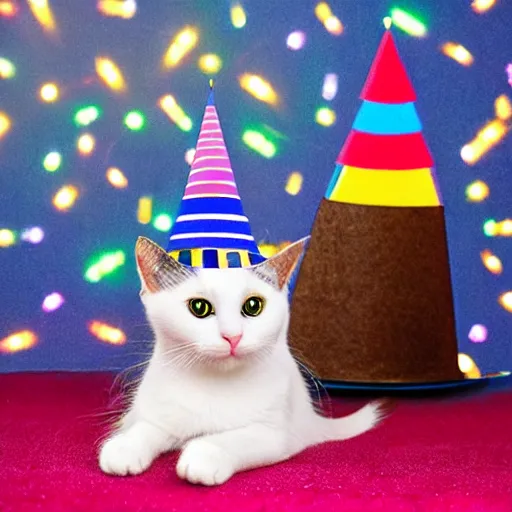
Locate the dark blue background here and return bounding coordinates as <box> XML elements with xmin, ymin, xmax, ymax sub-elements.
<box><xmin>1</xmin><ymin>0</ymin><xmax>511</xmax><ymax>373</ymax></box>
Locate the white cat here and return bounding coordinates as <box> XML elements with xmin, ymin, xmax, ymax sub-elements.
<box><xmin>99</xmin><ymin>236</ymin><xmax>388</xmax><ymax>486</ymax></box>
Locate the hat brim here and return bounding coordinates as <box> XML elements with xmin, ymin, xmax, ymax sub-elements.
<box><xmin>321</xmin><ymin>371</ymin><xmax>511</xmax><ymax>392</ymax></box>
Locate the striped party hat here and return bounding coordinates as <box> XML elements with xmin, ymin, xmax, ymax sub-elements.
<box><xmin>325</xmin><ymin>29</ymin><xmax>441</xmax><ymax>207</ymax></box>
<box><xmin>166</xmin><ymin>82</ymin><xmax>266</xmax><ymax>268</ymax></box>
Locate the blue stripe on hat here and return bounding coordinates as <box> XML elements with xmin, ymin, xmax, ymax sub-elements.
<box><xmin>171</xmin><ymin>219</ymin><xmax>253</xmax><ymax>237</ymax></box>
<box><xmin>352</xmin><ymin>101</ymin><xmax>422</xmax><ymax>135</ymax></box>
<box><xmin>177</xmin><ymin>197</ymin><xmax>246</xmax><ymax>217</ymax></box>
<box><xmin>168</xmin><ymin>236</ymin><xmax>260</xmax><ymax>252</ymax></box>
<box><xmin>325</xmin><ymin>164</ymin><xmax>343</xmax><ymax>199</ymax></box>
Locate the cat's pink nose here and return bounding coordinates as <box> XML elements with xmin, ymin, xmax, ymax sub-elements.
<box><xmin>222</xmin><ymin>333</ymin><xmax>242</xmax><ymax>352</ymax></box>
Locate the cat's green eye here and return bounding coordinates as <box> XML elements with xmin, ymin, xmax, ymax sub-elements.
<box><xmin>188</xmin><ymin>298</ymin><xmax>214</xmax><ymax>318</ymax></box>
<box><xmin>241</xmin><ymin>296</ymin><xmax>265</xmax><ymax>317</ymax></box>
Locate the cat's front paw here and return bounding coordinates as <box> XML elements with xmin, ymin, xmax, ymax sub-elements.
<box><xmin>99</xmin><ymin>433</ymin><xmax>153</xmax><ymax>476</ymax></box>
<box><xmin>177</xmin><ymin>439</ymin><xmax>235</xmax><ymax>486</ymax></box>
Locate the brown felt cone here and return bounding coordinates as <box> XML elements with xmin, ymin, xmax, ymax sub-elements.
<box><xmin>288</xmin><ymin>199</ymin><xmax>464</xmax><ymax>383</ymax></box>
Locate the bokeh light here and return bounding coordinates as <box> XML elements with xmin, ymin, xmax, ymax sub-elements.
<box><xmin>198</xmin><ymin>54</ymin><xmax>223</xmax><ymax>74</ymax></box>
<box><xmin>158</xmin><ymin>94</ymin><xmax>193</xmax><ymax>132</ymax></box>
<box><xmin>184</xmin><ymin>148</ymin><xmax>196</xmax><ymax>165</ymax></box>
<box><xmin>74</xmin><ymin>105</ymin><xmax>101</xmax><ymax>127</ymax></box>
<box><xmin>39</xmin><ymin>82</ymin><xmax>59</xmax><ymax>102</ymax></box>
<box><xmin>471</xmin><ymin>0</ymin><xmax>496</xmax><ymax>14</ymax></box>
<box><xmin>85</xmin><ymin>250</ymin><xmax>126</xmax><ymax>283</ymax></box>
<box><xmin>315</xmin><ymin>107</ymin><xmax>336</xmax><ymax>126</ymax></box>
<box><xmin>465</xmin><ymin>180</ymin><xmax>489</xmax><ymax>202</ymax></box>
<box><xmin>153</xmin><ymin>213</ymin><xmax>173</xmax><ymax>232</ymax></box>
<box><xmin>53</xmin><ymin>185</ymin><xmax>79</xmax><ymax>212</ymax></box>
<box><xmin>97</xmin><ymin>0</ymin><xmax>136</xmax><ymax>19</ymax></box>
<box><xmin>95</xmin><ymin>57</ymin><xmax>126</xmax><ymax>92</ymax></box>
<box><xmin>124</xmin><ymin>110</ymin><xmax>145</xmax><ymax>131</ymax></box>
<box><xmin>458</xmin><ymin>353</ymin><xmax>481</xmax><ymax>378</ymax></box>
<box><xmin>43</xmin><ymin>151</ymin><xmax>62</xmax><ymax>172</ymax></box>
<box><xmin>27</xmin><ymin>0</ymin><xmax>57</xmax><ymax>34</ymax></box>
<box><xmin>441</xmin><ymin>42</ymin><xmax>474</xmax><ymax>66</ymax></box>
<box><xmin>322</xmin><ymin>73</ymin><xmax>338</xmax><ymax>101</ymax></box>
<box><xmin>230</xmin><ymin>3</ymin><xmax>246</xmax><ymax>28</ymax></box>
<box><xmin>460</xmin><ymin>119</ymin><xmax>508</xmax><ymax>165</ymax></box>
<box><xmin>0</xmin><ymin>1</ymin><xmax>18</xmax><ymax>18</ymax></box>
<box><xmin>286</xmin><ymin>31</ymin><xmax>306</xmax><ymax>50</ymax></box>
<box><xmin>239</xmin><ymin>74</ymin><xmax>278</xmax><ymax>106</ymax></box>
<box><xmin>242</xmin><ymin>130</ymin><xmax>277</xmax><ymax>158</ymax></box>
<box><xmin>285</xmin><ymin>172</ymin><xmax>303</xmax><ymax>196</ymax></box>
<box><xmin>468</xmin><ymin>324</ymin><xmax>488</xmax><ymax>343</ymax></box>
<box><xmin>20</xmin><ymin>227</ymin><xmax>45</xmax><ymax>244</ymax></box>
<box><xmin>42</xmin><ymin>292</ymin><xmax>65</xmax><ymax>313</ymax></box>
<box><xmin>498</xmin><ymin>291</ymin><xmax>512</xmax><ymax>313</ymax></box>
<box><xmin>494</xmin><ymin>94</ymin><xmax>512</xmax><ymax>121</ymax></box>
<box><xmin>162</xmin><ymin>26</ymin><xmax>199</xmax><ymax>69</ymax></box>
<box><xmin>480</xmin><ymin>249</ymin><xmax>503</xmax><ymax>275</ymax></box>
<box><xmin>77</xmin><ymin>133</ymin><xmax>95</xmax><ymax>156</ymax></box>
<box><xmin>0</xmin><ymin>229</ymin><xmax>16</xmax><ymax>248</ymax></box>
<box><xmin>389</xmin><ymin>7</ymin><xmax>427</xmax><ymax>38</ymax></box>
<box><xmin>0</xmin><ymin>330</ymin><xmax>38</xmax><ymax>354</ymax></box>
<box><xmin>137</xmin><ymin>196</ymin><xmax>152</xmax><ymax>224</ymax></box>
<box><xmin>106</xmin><ymin>167</ymin><xmax>128</xmax><ymax>189</ymax></box>
<box><xmin>483</xmin><ymin>219</ymin><xmax>498</xmax><ymax>237</ymax></box>
<box><xmin>0</xmin><ymin>111</ymin><xmax>11</xmax><ymax>140</ymax></box>
<box><xmin>0</xmin><ymin>57</ymin><xmax>16</xmax><ymax>79</ymax></box>
<box><xmin>88</xmin><ymin>320</ymin><xmax>126</xmax><ymax>345</ymax></box>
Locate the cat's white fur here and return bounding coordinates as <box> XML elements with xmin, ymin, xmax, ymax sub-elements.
<box><xmin>99</xmin><ymin>243</ymin><xmax>385</xmax><ymax>486</ymax></box>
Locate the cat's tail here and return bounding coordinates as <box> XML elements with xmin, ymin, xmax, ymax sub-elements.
<box><xmin>311</xmin><ymin>399</ymin><xmax>394</xmax><ymax>444</ymax></box>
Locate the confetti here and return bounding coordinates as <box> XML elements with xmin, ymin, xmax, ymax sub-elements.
<box><xmin>0</xmin><ymin>57</ymin><xmax>15</xmax><ymax>79</ymax></box>
<box><xmin>162</xmin><ymin>26</ymin><xmax>199</xmax><ymax>69</ymax></box>
<box><xmin>0</xmin><ymin>330</ymin><xmax>38</xmax><ymax>353</ymax></box>
<box><xmin>481</xmin><ymin>249</ymin><xmax>502</xmax><ymax>275</ymax></box>
<box><xmin>465</xmin><ymin>180</ymin><xmax>489</xmax><ymax>202</ymax></box>
<box><xmin>315</xmin><ymin>106</ymin><xmax>336</xmax><ymax>126</ymax></box>
<box><xmin>457</xmin><ymin>353</ymin><xmax>481</xmax><ymax>378</ymax></box>
<box><xmin>389</xmin><ymin>7</ymin><xmax>427</xmax><ymax>38</ymax></box>
<box><xmin>441</xmin><ymin>42</ymin><xmax>474</xmax><ymax>67</ymax></box>
<box><xmin>153</xmin><ymin>213</ymin><xmax>172</xmax><ymax>232</ymax></box>
<box><xmin>230</xmin><ymin>2</ymin><xmax>246</xmax><ymax>29</ymax></box>
<box><xmin>0</xmin><ymin>229</ymin><xmax>16</xmax><ymax>248</ymax></box>
<box><xmin>74</xmin><ymin>105</ymin><xmax>101</xmax><ymax>127</ymax></box>
<box><xmin>158</xmin><ymin>94</ymin><xmax>193</xmax><ymax>132</ymax></box>
<box><xmin>95</xmin><ymin>56</ymin><xmax>126</xmax><ymax>92</ymax></box>
<box><xmin>494</xmin><ymin>95</ymin><xmax>512</xmax><ymax>121</ymax></box>
<box><xmin>507</xmin><ymin>64</ymin><xmax>512</xmax><ymax>87</ymax></box>
<box><xmin>0</xmin><ymin>111</ymin><xmax>11</xmax><ymax>140</ymax></box>
<box><xmin>460</xmin><ymin>119</ymin><xmax>508</xmax><ymax>165</ymax></box>
<box><xmin>184</xmin><ymin>148</ymin><xmax>196</xmax><ymax>165</ymax></box>
<box><xmin>124</xmin><ymin>110</ymin><xmax>145</xmax><ymax>131</ymax></box>
<box><xmin>285</xmin><ymin>171</ymin><xmax>303</xmax><ymax>196</ymax></box>
<box><xmin>42</xmin><ymin>292</ymin><xmax>65</xmax><ymax>313</ymax></box>
<box><xmin>314</xmin><ymin>2</ymin><xmax>343</xmax><ymax>35</ymax></box>
<box><xmin>498</xmin><ymin>291</ymin><xmax>512</xmax><ymax>313</ymax></box>
<box><xmin>242</xmin><ymin>130</ymin><xmax>276</xmax><ymax>158</ymax></box>
<box><xmin>84</xmin><ymin>250</ymin><xmax>126</xmax><ymax>283</ymax></box>
<box><xmin>106</xmin><ymin>167</ymin><xmax>128</xmax><ymax>189</ymax></box>
<box><xmin>137</xmin><ymin>196</ymin><xmax>152</xmax><ymax>224</ymax></box>
<box><xmin>88</xmin><ymin>320</ymin><xmax>126</xmax><ymax>345</ymax></box>
<box><xmin>198</xmin><ymin>54</ymin><xmax>223</xmax><ymax>74</ymax></box>
<box><xmin>20</xmin><ymin>226</ymin><xmax>45</xmax><ymax>244</ymax></box>
<box><xmin>53</xmin><ymin>185</ymin><xmax>79</xmax><ymax>211</ymax></box>
<box><xmin>97</xmin><ymin>0</ymin><xmax>136</xmax><ymax>19</ymax></box>
<box><xmin>322</xmin><ymin>73</ymin><xmax>338</xmax><ymax>100</ymax></box>
<box><xmin>239</xmin><ymin>74</ymin><xmax>278</xmax><ymax>106</ymax></box>
<box><xmin>468</xmin><ymin>324</ymin><xmax>488</xmax><ymax>343</ymax></box>
<box><xmin>0</xmin><ymin>1</ymin><xmax>17</xmax><ymax>17</ymax></box>
<box><xmin>39</xmin><ymin>82</ymin><xmax>59</xmax><ymax>102</ymax></box>
<box><xmin>286</xmin><ymin>31</ymin><xmax>306</xmax><ymax>50</ymax></box>
<box><xmin>77</xmin><ymin>133</ymin><xmax>95</xmax><ymax>156</ymax></box>
<box><xmin>471</xmin><ymin>0</ymin><xmax>496</xmax><ymax>14</ymax></box>
<box><xmin>27</xmin><ymin>0</ymin><xmax>57</xmax><ymax>34</ymax></box>
<box><xmin>43</xmin><ymin>151</ymin><xmax>62</xmax><ymax>172</ymax></box>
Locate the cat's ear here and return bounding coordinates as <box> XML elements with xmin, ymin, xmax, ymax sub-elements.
<box><xmin>135</xmin><ymin>237</ymin><xmax>195</xmax><ymax>295</ymax></box>
<box><xmin>251</xmin><ymin>236</ymin><xmax>310</xmax><ymax>289</ymax></box>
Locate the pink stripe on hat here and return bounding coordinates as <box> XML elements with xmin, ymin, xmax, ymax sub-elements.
<box><xmin>188</xmin><ymin>170</ymin><xmax>235</xmax><ymax>183</ymax></box>
<box><xmin>183</xmin><ymin>183</ymin><xmax>239</xmax><ymax>197</ymax></box>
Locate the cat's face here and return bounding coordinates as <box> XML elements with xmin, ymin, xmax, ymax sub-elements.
<box><xmin>135</xmin><ymin>237</ymin><xmax>308</xmax><ymax>371</ymax></box>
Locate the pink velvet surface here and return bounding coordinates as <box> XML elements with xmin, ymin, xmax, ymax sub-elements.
<box><xmin>1</xmin><ymin>372</ymin><xmax>511</xmax><ymax>512</ymax></box>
